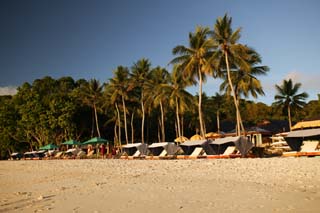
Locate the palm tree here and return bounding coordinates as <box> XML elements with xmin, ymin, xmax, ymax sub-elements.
<box><xmin>274</xmin><ymin>79</ymin><xmax>308</xmax><ymax>131</ymax></box>
<box><xmin>171</xmin><ymin>26</ymin><xmax>214</xmax><ymax>137</ymax></box>
<box><xmin>210</xmin><ymin>14</ymin><xmax>253</xmax><ymax>136</ymax></box>
<box><xmin>219</xmin><ymin>49</ymin><xmax>269</xmax><ymax>131</ymax></box>
<box><xmin>130</xmin><ymin>58</ymin><xmax>152</xmax><ymax>144</ymax></box>
<box><xmin>79</xmin><ymin>79</ymin><xmax>104</xmax><ymax>137</ymax></box>
<box><xmin>145</xmin><ymin>66</ymin><xmax>170</xmax><ymax>142</ymax></box>
<box><xmin>109</xmin><ymin>66</ymin><xmax>130</xmax><ymax>144</ymax></box>
<box><xmin>162</xmin><ymin>65</ymin><xmax>194</xmax><ymax>140</ymax></box>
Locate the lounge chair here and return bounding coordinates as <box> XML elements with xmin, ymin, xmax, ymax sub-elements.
<box><xmin>129</xmin><ymin>150</ymin><xmax>145</xmax><ymax>160</ymax></box>
<box><xmin>188</xmin><ymin>147</ymin><xmax>206</xmax><ymax>159</ymax></box>
<box><xmin>150</xmin><ymin>149</ymin><xmax>168</xmax><ymax>160</ymax></box>
<box><xmin>206</xmin><ymin>146</ymin><xmax>240</xmax><ymax>159</ymax></box>
<box><xmin>53</xmin><ymin>151</ymin><xmax>64</xmax><ymax>159</ymax></box>
<box><xmin>86</xmin><ymin>150</ymin><xmax>95</xmax><ymax>158</ymax></box>
<box><xmin>283</xmin><ymin>141</ymin><xmax>320</xmax><ymax>157</ymax></box>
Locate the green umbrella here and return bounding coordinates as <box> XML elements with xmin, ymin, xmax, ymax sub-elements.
<box><xmin>39</xmin><ymin>143</ymin><xmax>59</xmax><ymax>150</ymax></box>
<box><xmin>82</xmin><ymin>137</ymin><xmax>108</xmax><ymax>145</ymax></box>
<box><xmin>62</xmin><ymin>139</ymin><xmax>82</xmax><ymax>146</ymax></box>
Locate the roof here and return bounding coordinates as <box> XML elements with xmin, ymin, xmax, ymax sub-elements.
<box><xmin>148</xmin><ymin>142</ymin><xmax>171</xmax><ymax>148</ymax></box>
<box><xmin>179</xmin><ymin>140</ymin><xmax>207</xmax><ymax>147</ymax></box>
<box><xmin>286</xmin><ymin>128</ymin><xmax>320</xmax><ymax>138</ymax></box>
<box><xmin>209</xmin><ymin>136</ymin><xmax>241</xmax><ymax>145</ymax></box>
<box><xmin>122</xmin><ymin>143</ymin><xmax>143</xmax><ymax>148</ymax></box>
<box><xmin>291</xmin><ymin>120</ymin><xmax>320</xmax><ymax>130</ymax></box>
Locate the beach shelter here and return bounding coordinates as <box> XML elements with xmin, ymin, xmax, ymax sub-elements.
<box><xmin>82</xmin><ymin>137</ymin><xmax>108</xmax><ymax>145</ymax></box>
<box><xmin>209</xmin><ymin>136</ymin><xmax>253</xmax><ymax>157</ymax></box>
<box><xmin>39</xmin><ymin>143</ymin><xmax>59</xmax><ymax>150</ymax></box>
<box><xmin>174</xmin><ymin>136</ymin><xmax>189</xmax><ymax>143</ymax></box>
<box><xmin>291</xmin><ymin>120</ymin><xmax>320</xmax><ymax>130</ymax></box>
<box><xmin>179</xmin><ymin>139</ymin><xmax>213</xmax><ymax>155</ymax></box>
<box><xmin>284</xmin><ymin>128</ymin><xmax>320</xmax><ymax>151</ymax></box>
<box><xmin>148</xmin><ymin>142</ymin><xmax>179</xmax><ymax>156</ymax></box>
<box><xmin>62</xmin><ymin>139</ymin><xmax>82</xmax><ymax>146</ymax></box>
<box><xmin>205</xmin><ymin>132</ymin><xmax>223</xmax><ymax>139</ymax></box>
<box><xmin>190</xmin><ymin>134</ymin><xmax>205</xmax><ymax>141</ymax></box>
<box><xmin>122</xmin><ymin>143</ymin><xmax>148</xmax><ymax>156</ymax></box>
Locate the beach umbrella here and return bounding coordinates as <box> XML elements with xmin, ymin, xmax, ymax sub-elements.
<box><xmin>205</xmin><ymin>132</ymin><xmax>222</xmax><ymax>139</ymax></box>
<box><xmin>82</xmin><ymin>137</ymin><xmax>108</xmax><ymax>145</ymax></box>
<box><xmin>174</xmin><ymin>136</ymin><xmax>189</xmax><ymax>143</ymax></box>
<box><xmin>62</xmin><ymin>139</ymin><xmax>82</xmax><ymax>146</ymax></box>
<box><xmin>190</xmin><ymin>134</ymin><xmax>204</xmax><ymax>141</ymax></box>
<box><xmin>39</xmin><ymin>143</ymin><xmax>59</xmax><ymax>150</ymax></box>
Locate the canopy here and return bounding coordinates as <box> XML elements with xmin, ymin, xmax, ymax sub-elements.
<box><xmin>148</xmin><ymin>142</ymin><xmax>179</xmax><ymax>155</ymax></box>
<box><xmin>122</xmin><ymin>143</ymin><xmax>148</xmax><ymax>156</ymax></box>
<box><xmin>179</xmin><ymin>139</ymin><xmax>212</xmax><ymax>155</ymax></box>
<box><xmin>284</xmin><ymin>128</ymin><xmax>320</xmax><ymax>151</ymax></box>
<box><xmin>174</xmin><ymin>136</ymin><xmax>189</xmax><ymax>143</ymax></box>
<box><xmin>209</xmin><ymin>136</ymin><xmax>253</xmax><ymax>157</ymax></box>
<box><xmin>62</xmin><ymin>139</ymin><xmax>82</xmax><ymax>146</ymax></box>
<box><xmin>205</xmin><ymin>132</ymin><xmax>223</xmax><ymax>139</ymax></box>
<box><xmin>190</xmin><ymin>134</ymin><xmax>204</xmax><ymax>141</ymax></box>
<box><xmin>82</xmin><ymin>137</ymin><xmax>108</xmax><ymax>145</ymax></box>
<box><xmin>39</xmin><ymin>143</ymin><xmax>59</xmax><ymax>150</ymax></box>
<box><xmin>292</xmin><ymin>120</ymin><xmax>320</xmax><ymax>130</ymax></box>
<box><xmin>286</xmin><ymin>128</ymin><xmax>320</xmax><ymax>138</ymax></box>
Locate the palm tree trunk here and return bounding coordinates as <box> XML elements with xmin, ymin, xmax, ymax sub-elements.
<box><xmin>114</xmin><ymin>122</ymin><xmax>118</xmax><ymax>147</ymax></box>
<box><xmin>115</xmin><ymin>103</ymin><xmax>121</xmax><ymax>144</ymax></box>
<box><xmin>141</xmin><ymin>93</ymin><xmax>145</xmax><ymax>144</ymax></box>
<box><xmin>131</xmin><ymin>112</ymin><xmax>135</xmax><ymax>144</ymax></box>
<box><xmin>122</xmin><ymin>96</ymin><xmax>129</xmax><ymax>144</ymax></box>
<box><xmin>160</xmin><ymin>101</ymin><xmax>165</xmax><ymax>142</ymax></box>
<box><xmin>175</xmin><ymin>97</ymin><xmax>182</xmax><ymax>139</ymax></box>
<box><xmin>288</xmin><ymin>105</ymin><xmax>292</xmax><ymax>131</ymax></box>
<box><xmin>181</xmin><ymin>116</ymin><xmax>184</xmax><ymax>137</ymax></box>
<box><xmin>198</xmin><ymin>67</ymin><xmax>205</xmax><ymax>137</ymax></box>
<box><xmin>225</xmin><ymin>52</ymin><xmax>243</xmax><ymax>136</ymax></box>
<box><xmin>93</xmin><ymin>104</ymin><xmax>101</xmax><ymax>137</ymax></box>
<box><xmin>217</xmin><ymin>110</ymin><xmax>220</xmax><ymax>133</ymax></box>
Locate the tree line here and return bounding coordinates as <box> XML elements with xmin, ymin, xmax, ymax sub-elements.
<box><xmin>1</xmin><ymin>14</ymin><xmax>318</xmax><ymax>158</ymax></box>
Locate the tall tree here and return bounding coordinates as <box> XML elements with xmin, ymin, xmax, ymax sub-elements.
<box><xmin>219</xmin><ymin>49</ymin><xmax>269</xmax><ymax>130</ymax></box>
<box><xmin>210</xmin><ymin>14</ymin><xmax>253</xmax><ymax>135</ymax></box>
<box><xmin>78</xmin><ymin>79</ymin><xmax>104</xmax><ymax>137</ymax></box>
<box><xmin>171</xmin><ymin>26</ymin><xmax>214</xmax><ymax>137</ymax></box>
<box><xmin>130</xmin><ymin>58</ymin><xmax>152</xmax><ymax>144</ymax></box>
<box><xmin>274</xmin><ymin>79</ymin><xmax>308</xmax><ymax>131</ymax></box>
<box><xmin>109</xmin><ymin>66</ymin><xmax>130</xmax><ymax>144</ymax></box>
<box><xmin>145</xmin><ymin>66</ymin><xmax>170</xmax><ymax>142</ymax></box>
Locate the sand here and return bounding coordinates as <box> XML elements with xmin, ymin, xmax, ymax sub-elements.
<box><xmin>1</xmin><ymin>158</ymin><xmax>320</xmax><ymax>213</ymax></box>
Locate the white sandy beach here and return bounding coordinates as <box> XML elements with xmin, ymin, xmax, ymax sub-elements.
<box><xmin>1</xmin><ymin>158</ymin><xmax>320</xmax><ymax>213</ymax></box>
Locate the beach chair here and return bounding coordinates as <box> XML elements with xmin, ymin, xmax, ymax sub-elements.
<box><xmin>150</xmin><ymin>149</ymin><xmax>168</xmax><ymax>160</ymax></box>
<box><xmin>129</xmin><ymin>150</ymin><xmax>144</xmax><ymax>160</ymax></box>
<box><xmin>189</xmin><ymin>147</ymin><xmax>206</xmax><ymax>159</ymax></box>
<box><xmin>86</xmin><ymin>150</ymin><xmax>95</xmax><ymax>158</ymax></box>
<box><xmin>53</xmin><ymin>151</ymin><xmax>64</xmax><ymax>159</ymax></box>
<box><xmin>298</xmin><ymin>141</ymin><xmax>320</xmax><ymax>157</ymax></box>
<box><xmin>283</xmin><ymin>141</ymin><xmax>319</xmax><ymax>157</ymax></box>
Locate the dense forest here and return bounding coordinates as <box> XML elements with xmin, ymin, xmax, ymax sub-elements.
<box><xmin>1</xmin><ymin>15</ymin><xmax>319</xmax><ymax>159</ymax></box>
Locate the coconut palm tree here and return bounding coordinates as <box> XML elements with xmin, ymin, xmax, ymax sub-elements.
<box><xmin>274</xmin><ymin>79</ymin><xmax>308</xmax><ymax>131</ymax></box>
<box><xmin>219</xmin><ymin>49</ymin><xmax>269</xmax><ymax>131</ymax></box>
<box><xmin>171</xmin><ymin>26</ymin><xmax>214</xmax><ymax>137</ymax></box>
<box><xmin>109</xmin><ymin>66</ymin><xmax>130</xmax><ymax>144</ymax></box>
<box><xmin>145</xmin><ymin>66</ymin><xmax>170</xmax><ymax>142</ymax></box>
<box><xmin>210</xmin><ymin>14</ymin><xmax>253</xmax><ymax>136</ymax></box>
<box><xmin>79</xmin><ymin>79</ymin><xmax>104</xmax><ymax>137</ymax></box>
<box><xmin>161</xmin><ymin>65</ymin><xmax>194</xmax><ymax>140</ymax></box>
<box><xmin>130</xmin><ymin>58</ymin><xmax>152</xmax><ymax>144</ymax></box>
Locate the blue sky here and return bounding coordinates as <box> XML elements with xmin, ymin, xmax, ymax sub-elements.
<box><xmin>1</xmin><ymin>0</ymin><xmax>319</xmax><ymax>105</ymax></box>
